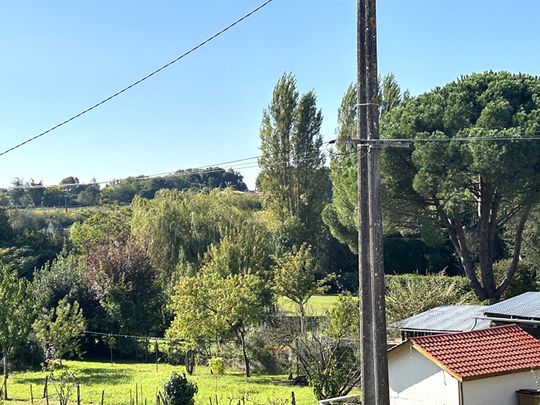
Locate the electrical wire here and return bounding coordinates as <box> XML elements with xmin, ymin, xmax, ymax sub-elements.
<box><xmin>84</xmin><ymin>330</ymin><xmax>175</xmax><ymax>342</ymax></box>
<box><xmin>5</xmin><ymin>140</ymin><xmax>337</xmax><ymax>190</ymax></box>
<box><xmin>0</xmin><ymin>0</ymin><xmax>275</xmax><ymax>158</ymax></box>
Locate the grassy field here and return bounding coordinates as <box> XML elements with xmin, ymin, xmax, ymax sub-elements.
<box><xmin>277</xmin><ymin>295</ymin><xmax>339</xmax><ymax>316</ymax></box>
<box><xmin>6</xmin><ymin>360</ymin><xmax>316</xmax><ymax>405</ymax></box>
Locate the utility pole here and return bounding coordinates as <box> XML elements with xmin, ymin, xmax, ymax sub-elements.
<box><xmin>357</xmin><ymin>0</ymin><xmax>390</xmax><ymax>403</ymax></box>
<box><xmin>356</xmin><ymin>0</ymin><xmax>376</xmax><ymax>404</ymax></box>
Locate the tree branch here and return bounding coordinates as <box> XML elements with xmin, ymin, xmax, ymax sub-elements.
<box><xmin>496</xmin><ymin>208</ymin><xmax>530</xmax><ymax>298</ymax></box>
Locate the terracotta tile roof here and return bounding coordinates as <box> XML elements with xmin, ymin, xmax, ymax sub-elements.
<box><xmin>411</xmin><ymin>324</ymin><xmax>540</xmax><ymax>381</ymax></box>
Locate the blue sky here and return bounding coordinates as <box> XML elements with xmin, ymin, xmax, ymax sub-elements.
<box><xmin>1</xmin><ymin>0</ymin><xmax>539</xmax><ymax>189</ymax></box>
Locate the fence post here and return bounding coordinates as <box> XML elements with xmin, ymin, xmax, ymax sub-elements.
<box><xmin>30</xmin><ymin>384</ymin><xmax>33</xmax><ymax>404</ymax></box>
<box><xmin>44</xmin><ymin>376</ymin><xmax>49</xmax><ymax>405</ymax></box>
<box><xmin>77</xmin><ymin>383</ymin><xmax>81</xmax><ymax>405</ymax></box>
<box><xmin>101</xmin><ymin>390</ymin><xmax>105</xmax><ymax>405</ymax></box>
<box><xmin>291</xmin><ymin>391</ymin><xmax>296</xmax><ymax>405</ymax></box>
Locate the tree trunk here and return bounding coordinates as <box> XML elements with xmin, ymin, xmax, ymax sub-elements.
<box><xmin>3</xmin><ymin>350</ymin><xmax>8</xmax><ymax>400</ymax></box>
<box><xmin>298</xmin><ymin>303</ymin><xmax>306</xmax><ymax>336</ymax></box>
<box><xmin>237</xmin><ymin>328</ymin><xmax>250</xmax><ymax>378</ymax></box>
<box><xmin>477</xmin><ymin>179</ymin><xmax>497</xmax><ymax>298</ymax></box>
<box><xmin>434</xmin><ymin>200</ymin><xmax>487</xmax><ymax>300</ymax></box>
<box><xmin>495</xmin><ymin>208</ymin><xmax>530</xmax><ymax>300</ymax></box>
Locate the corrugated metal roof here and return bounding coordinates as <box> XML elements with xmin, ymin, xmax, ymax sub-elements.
<box><xmin>484</xmin><ymin>291</ymin><xmax>540</xmax><ymax>319</ymax></box>
<box><xmin>396</xmin><ymin>305</ymin><xmax>490</xmax><ymax>332</ymax></box>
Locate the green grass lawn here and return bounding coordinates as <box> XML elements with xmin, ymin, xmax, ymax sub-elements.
<box><xmin>277</xmin><ymin>295</ymin><xmax>339</xmax><ymax>316</ymax></box>
<box><xmin>7</xmin><ymin>360</ymin><xmax>316</xmax><ymax>405</ymax></box>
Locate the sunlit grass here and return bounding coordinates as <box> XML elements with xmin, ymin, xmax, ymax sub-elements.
<box><xmin>7</xmin><ymin>360</ymin><xmax>316</xmax><ymax>404</ymax></box>
<box><xmin>277</xmin><ymin>295</ymin><xmax>339</xmax><ymax>316</ymax></box>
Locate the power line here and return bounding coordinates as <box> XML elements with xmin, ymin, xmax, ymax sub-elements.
<box><xmin>84</xmin><ymin>330</ymin><xmax>175</xmax><ymax>342</ymax></box>
<box><xmin>7</xmin><ymin>129</ymin><xmax>537</xmax><ymax>191</ymax></box>
<box><xmin>342</xmin><ymin>133</ymin><xmax>540</xmax><ymax>148</ymax></box>
<box><xmin>0</xmin><ymin>0</ymin><xmax>275</xmax><ymax>158</ymax></box>
<box><xmin>5</xmin><ymin>140</ymin><xmax>337</xmax><ymax>190</ymax></box>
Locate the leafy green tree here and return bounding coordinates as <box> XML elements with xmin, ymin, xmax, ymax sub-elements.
<box><xmin>41</xmin><ymin>187</ymin><xmax>65</xmax><ymax>207</ymax></box>
<box><xmin>167</xmin><ymin>224</ymin><xmax>272</xmax><ymax>377</ymax></box>
<box><xmin>9</xmin><ymin>178</ymin><xmax>26</xmax><ymax>207</ymax></box>
<box><xmin>323</xmin><ymin>74</ymin><xmax>405</xmax><ymax>254</ymax></box>
<box><xmin>131</xmin><ymin>189</ymin><xmax>260</xmax><ymax>285</ymax></box>
<box><xmin>0</xmin><ymin>266</ymin><xmax>33</xmax><ymax>399</ymax></box>
<box><xmin>382</xmin><ymin>71</ymin><xmax>540</xmax><ymax>302</ymax></box>
<box><xmin>168</xmin><ymin>269</ymin><xmax>265</xmax><ymax>377</ymax></box>
<box><xmin>26</xmin><ymin>179</ymin><xmax>44</xmax><ymax>207</ymax></box>
<box><xmin>75</xmin><ymin>183</ymin><xmax>100</xmax><ymax>206</ymax></box>
<box><xmin>33</xmin><ymin>298</ymin><xmax>86</xmax><ymax>364</ymax></box>
<box><xmin>70</xmin><ymin>208</ymin><xmax>131</xmax><ymax>255</ymax></box>
<box><xmin>83</xmin><ymin>239</ymin><xmax>164</xmax><ymax>335</ymax></box>
<box><xmin>258</xmin><ymin>73</ymin><xmax>328</xmax><ymax>248</ymax></box>
<box><xmin>0</xmin><ymin>210</ymin><xmax>13</xmax><ymax>244</ymax></box>
<box><xmin>32</xmin><ymin>253</ymin><xmax>90</xmax><ymax>311</ymax></box>
<box><xmin>272</xmin><ymin>244</ymin><xmax>329</xmax><ymax>333</ymax></box>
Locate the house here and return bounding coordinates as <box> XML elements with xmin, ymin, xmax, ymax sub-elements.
<box><xmin>395</xmin><ymin>305</ymin><xmax>490</xmax><ymax>340</ymax></box>
<box><xmin>481</xmin><ymin>292</ymin><xmax>540</xmax><ymax>338</ymax></box>
<box><xmin>388</xmin><ymin>324</ymin><xmax>540</xmax><ymax>405</ymax></box>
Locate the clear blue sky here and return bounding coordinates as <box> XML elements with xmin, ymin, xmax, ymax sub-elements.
<box><xmin>1</xmin><ymin>0</ymin><xmax>539</xmax><ymax>189</ymax></box>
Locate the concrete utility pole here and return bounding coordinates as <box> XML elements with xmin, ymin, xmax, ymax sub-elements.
<box><xmin>357</xmin><ymin>0</ymin><xmax>390</xmax><ymax>403</ymax></box>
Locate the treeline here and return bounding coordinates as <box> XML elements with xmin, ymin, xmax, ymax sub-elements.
<box><xmin>0</xmin><ymin>167</ymin><xmax>247</xmax><ymax>208</ymax></box>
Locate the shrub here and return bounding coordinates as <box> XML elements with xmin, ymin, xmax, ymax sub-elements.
<box><xmin>385</xmin><ymin>272</ymin><xmax>476</xmax><ymax>334</ymax></box>
<box><xmin>163</xmin><ymin>372</ymin><xmax>198</xmax><ymax>405</ymax></box>
<box><xmin>208</xmin><ymin>357</ymin><xmax>224</xmax><ymax>376</ymax></box>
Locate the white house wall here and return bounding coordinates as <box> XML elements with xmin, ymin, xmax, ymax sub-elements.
<box><xmin>462</xmin><ymin>371</ymin><xmax>539</xmax><ymax>405</ymax></box>
<box><xmin>389</xmin><ymin>346</ymin><xmax>460</xmax><ymax>405</ymax></box>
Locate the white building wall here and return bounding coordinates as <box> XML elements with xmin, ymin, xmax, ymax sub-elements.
<box><xmin>389</xmin><ymin>346</ymin><xmax>460</xmax><ymax>405</ymax></box>
<box><xmin>462</xmin><ymin>371</ymin><xmax>539</xmax><ymax>405</ymax></box>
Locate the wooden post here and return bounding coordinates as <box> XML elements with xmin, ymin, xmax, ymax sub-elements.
<box><xmin>101</xmin><ymin>390</ymin><xmax>105</xmax><ymax>405</ymax></box>
<box><xmin>77</xmin><ymin>383</ymin><xmax>81</xmax><ymax>405</ymax></box>
<box><xmin>155</xmin><ymin>340</ymin><xmax>159</xmax><ymax>372</ymax></box>
<box><xmin>45</xmin><ymin>380</ymin><xmax>49</xmax><ymax>405</ymax></box>
<box><xmin>364</xmin><ymin>0</ymin><xmax>389</xmax><ymax>403</ymax></box>
<box><xmin>357</xmin><ymin>0</ymin><xmax>376</xmax><ymax>404</ymax></box>
<box><xmin>158</xmin><ymin>391</ymin><xmax>166</xmax><ymax>405</ymax></box>
<box><xmin>291</xmin><ymin>391</ymin><xmax>296</xmax><ymax>405</ymax></box>
<box><xmin>30</xmin><ymin>384</ymin><xmax>34</xmax><ymax>404</ymax></box>
<box><xmin>3</xmin><ymin>351</ymin><xmax>8</xmax><ymax>400</ymax></box>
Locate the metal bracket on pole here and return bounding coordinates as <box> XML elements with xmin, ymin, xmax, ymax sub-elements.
<box><xmin>340</xmin><ymin>137</ymin><xmax>411</xmax><ymax>149</ymax></box>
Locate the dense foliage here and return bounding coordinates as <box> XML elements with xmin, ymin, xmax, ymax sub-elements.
<box><xmin>382</xmin><ymin>71</ymin><xmax>540</xmax><ymax>301</ymax></box>
<box><xmin>258</xmin><ymin>73</ymin><xmax>328</xmax><ymax>249</ymax></box>
<box><xmin>163</xmin><ymin>372</ymin><xmax>198</xmax><ymax>405</ymax></box>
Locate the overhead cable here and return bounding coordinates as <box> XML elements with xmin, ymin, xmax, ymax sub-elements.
<box><xmin>0</xmin><ymin>0</ymin><xmax>275</xmax><ymax>158</ymax></box>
